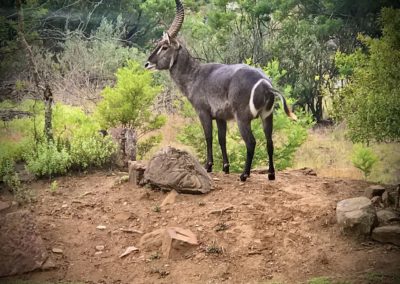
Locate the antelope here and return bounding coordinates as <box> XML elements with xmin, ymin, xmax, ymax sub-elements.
<box><xmin>145</xmin><ymin>0</ymin><xmax>297</xmax><ymax>181</ymax></box>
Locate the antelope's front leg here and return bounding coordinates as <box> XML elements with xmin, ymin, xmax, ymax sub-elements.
<box><xmin>199</xmin><ymin>113</ymin><xmax>213</xmax><ymax>172</ymax></box>
<box><xmin>216</xmin><ymin>119</ymin><xmax>230</xmax><ymax>174</ymax></box>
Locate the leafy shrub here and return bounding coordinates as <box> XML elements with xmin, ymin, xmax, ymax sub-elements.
<box><xmin>137</xmin><ymin>134</ymin><xmax>162</xmax><ymax>160</ymax></box>
<box><xmin>69</xmin><ymin>134</ymin><xmax>117</xmax><ymax>169</ymax></box>
<box><xmin>351</xmin><ymin>144</ymin><xmax>378</xmax><ymax>179</ymax></box>
<box><xmin>26</xmin><ymin>142</ymin><xmax>71</xmax><ymax>178</ymax></box>
<box><xmin>0</xmin><ymin>156</ymin><xmax>20</xmax><ymax>189</ymax></box>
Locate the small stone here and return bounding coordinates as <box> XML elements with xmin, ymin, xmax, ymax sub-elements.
<box><xmin>0</xmin><ymin>201</ymin><xmax>10</xmax><ymax>212</ymax></box>
<box><xmin>52</xmin><ymin>248</ymin><xmax>63</xmax><ymax>254</ymax></box>
<box><xmin>372</xmin><ymin>225</ymin><xmax>400</xmax><ymax>246</ymax></box>
<box><xmin>114</xmin><ymin>212</ymin><xmax>132</xmax><ymax>221</ymax></box>
<box><xmin>161</xmin><ymin>190</ymin><xmax>178</xmax><ymax>207</ymax></box>
<box><xmin>41</xmin><ymin>258</ymin><xmax>57</xmax><ymax>270</ymax></box>
<box><xmin>95</xmin><ymin>245</ymin><xmax>105</xmax><ymax>251</ymax></box>
<box><xmin>96</xmin><ymin>225</ymin><xmax>107</xmax><ymax>230</ymax></box>
<box><xmin>364</xmin><ymin>185</ymin><xmax>386</xmax><ymax>199</ymax></box>
<box><xmin>95</xmin><ymin>251</ymin><xmax>103</xmax><ymax>256</ymax></box>
<box><xmin>119</xmin><ymin>246</ymin><xmax>139</xmax><ymax>258</ymax></box>
<box><xmin>61</xmin><ymin>204</ymin><xmax>68</xmax><ymax>208</ymax></box>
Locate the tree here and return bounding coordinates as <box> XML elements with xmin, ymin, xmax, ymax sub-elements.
<box><xmin>333</xmin><ymin>8</ymin><xmax>400</xmax><ymax>143</ymax></box>
<box><xmin>96</xmin><ymin>60</ymin><xmax>166</xmax><ymax>160</ymax></box>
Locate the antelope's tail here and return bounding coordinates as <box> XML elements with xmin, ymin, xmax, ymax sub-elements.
<box><xmin>270</xmin><ymin>87</ymin><xmax>297</xmax><ymax>121</ymax></box>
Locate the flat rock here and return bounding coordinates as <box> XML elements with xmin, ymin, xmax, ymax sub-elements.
<box><xmin>162</xmin><ymin>227</ymin><xmax>198</xmax><ymax>259</ymax></box>
<box><xmin>372</xmin><ymin>225</ymin><xmax>400</xmax><ymax>246</ymax></box>
<box><xmin>0</xmin><ymin>210</ymin><xmax>49</xmax><ymax>276</ymax></box>
<box><xmin>364</xmin><ymin>185</ymin><xmax>386</xmax><ymax>199</ymax></box>
<box><xmin>377</xmin><ymin>209</ymin><xmax>400</xmax><ymax>225</ymax></box>
<box><xmin>336</xmin><ymin>197</ymin><xmax>377</xmax><ymax>237</ymax></box>
<box><xmin>139</xmin><ymin>227</ymin><xmax>198</xmax><ymax>259</ymax></box>
<box><xmin>161</xmin><ymin>190</ymin><xmax>178</xmax><ymax>207</ymax></box>
<box><xmin>139</xmin><ymin>229</ymin><xmax>165</xmax><ymax>252</ymax></box>
<box><xmin>144</xmin><ymin>147</ymin><xmax>213</xmax><ymax>194</ymax></box>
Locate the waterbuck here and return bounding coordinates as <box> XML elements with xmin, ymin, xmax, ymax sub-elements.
<box><xmin>145</xmin><ymin>0</ymin><xmax>297</xmax><ymax>181</ymax></box>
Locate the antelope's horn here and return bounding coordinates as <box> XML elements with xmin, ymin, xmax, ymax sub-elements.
<box><xmin>167</xmin><ymin>0</ymin><xmax>184</xmax><ymax>38</ymax></box>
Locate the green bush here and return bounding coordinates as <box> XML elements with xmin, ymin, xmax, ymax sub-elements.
<box><xmin>351</xmin><ymin>144</ymin><xmax>378</xmax><ymax>179</ymax></box>
<box><xmin>26</xmin><ymin>142</ymin><xmax>71</xmax><ymax>178</ymax></box>
<box><xmin>69</xmin><ymin>134</ymin><xmax>117</xmax><ymax>169</ymax></box>
<box><xmin>0</xmin><ymin>156</ymin><xmax>20</xmax><ymax>189</ymax></box>
<box><xmin>137</xmin><ymin>134</ymin><xmax>163</xmax><ymax>160</ymax></box>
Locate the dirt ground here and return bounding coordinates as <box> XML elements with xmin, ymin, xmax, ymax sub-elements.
<box><xmin>2</xmin><ymin>169</ymin><xmax>400</xmax><ymax>284</ymax></box>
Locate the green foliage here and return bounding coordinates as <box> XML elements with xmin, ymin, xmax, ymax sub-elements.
<box><xmin>50</xmin><ymin>180</ymin><xmax>58</xmax><ymax>193</ymax></box>
<box><xmin>307</xmin><ymin>277</ymin><xmax>332</xmax><ymax>284</ymax></box>
<box><xmin>0</xmin><ymin>156</ymin><xmax>21</xmax><ymax>191</ymax></box>
<box><xmin>69</xmin><ymin>135</ymin><xmax>117</xmax><ymax>170</ymax></box>
<box><xmin>137</xmin><ymin>134</ymin><xmax>162</xmax><ymax>160</ymax></box>
<box><xmin>96</xmin><ymin>60</ymin><xmax>163</xmax><ymax>131</ymax></box>
<box><xmin>333</xmin><ymin>8</ymin><xmax>400</xmax><ymax>143</ymax></box>
<box><xmin>351</xmin><ymin>144</ymin><xmax>378</xmax><ymax>179</ymax></box>
<box><xmin>96</xmin><ymin>60</ymin><xmax>165</xmax><ymax>158</ymax></box>
<box><xmin>26</xmin><ymin>142</ymin><xmax>71</xmax><ymax>178</ymax></box>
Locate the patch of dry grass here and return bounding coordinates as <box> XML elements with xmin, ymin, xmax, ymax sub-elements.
<box><xmin>293</xmin><ymin>124</ymin><xmax>400</xmax><ymax>184</ymax></box>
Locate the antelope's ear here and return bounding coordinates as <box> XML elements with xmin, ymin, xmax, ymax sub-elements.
<box><xmin>170</xmin><ymin>37</ymin><xmax>180</xmax><ymax>49</ymax></box>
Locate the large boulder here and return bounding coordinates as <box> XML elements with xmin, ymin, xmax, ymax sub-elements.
<box><xmin>372</xmin><ymin>225</ymin><xmax>400</xmax><ymax>246</ymax></box>
<box><xmin>336</xmin><ymin>197</ymin><xmax>377</xmax><ymax>237</ymax></box>
<box><xmin>0</xmin><ymin>210</ymin><xmax>49</xmax><ymax>276</ymax></box>
<box><xmin>144</xmin><ymin>147</ymin><xmax>213</xmax><ymax>194</ymax></box>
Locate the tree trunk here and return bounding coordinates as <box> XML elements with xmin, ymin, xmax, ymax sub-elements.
<box><xmin>44</xmin><ymin>84</ymin><xmax>53</xmax><ymax>141</ymax></box>
<box><xmin>16</xmin><ymin>0</ymin><xmax>54</xmax><ymax>142</ymax></box>
<box><xmin>125</xmin><ymin>128</ymin><xmax>137</xmax><ymax>162</ymax></box>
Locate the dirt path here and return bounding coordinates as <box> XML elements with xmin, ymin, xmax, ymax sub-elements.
<box><xmin>2</xmin><ymin>169</ymin><xmax>400</xmax><ymax>283</ymax></box>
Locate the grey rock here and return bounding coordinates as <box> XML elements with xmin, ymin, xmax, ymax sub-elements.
<box><xmin>372</xmin><ymin>225</ymin><xmax>400</xmax><ymax>246</ymax></box>
<box><xmin>0</xmin><ymin>210</ymin><xmax>48</xmax><ymax>276</ymax></box>
<box><xmin>144</xmin><ymin>147</ymin><xmax>213</xmax><ymax>194</ymax></box>
<box><xmin>364</xmin><ymin>185</ymin><xmax>386</xmax><ymax>199</ymax></box>
<box><xmin>336</xmin><ymin>197</ymin><xmax>377</xmax><ymax>237</ymax></box>
<box><xmin>377</xmin><ymin>209</ymin><xmax>400</xmax><ymax>225</ymax></box>
<box><xmin>382</xmin><ymin>187</ymin><xmax>399</xmax><ymax>207</ymax></box>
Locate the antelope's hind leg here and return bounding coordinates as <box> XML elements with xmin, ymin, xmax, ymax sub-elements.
<box><xmin>216</xmin><ymin>119</ymin><xmax>230</xmax><ymax>174</ymax></box>
<box><xmin>236</xmin><ymin>119</ymin><xmax>256</xmax><ymax>182</ymax></box>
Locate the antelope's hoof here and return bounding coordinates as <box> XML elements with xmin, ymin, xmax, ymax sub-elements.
<box><xmin>205</xmin><ymin>162</ymin><xmax>213</xmax><ymax>173</ymax></box>
<box><xmin>240</xmin><ymin>173</ymin><xmax>249</xmax><ymax>182</ymax></box>
<box><xmin>268</xmin><ymin>172</ymin><xmax>275</xmax><ymax>180</ymax></box>
<box><xmin>223</xmin><ymin>163</ymin><xmax>230</xmax><ymax>174</ymax></box>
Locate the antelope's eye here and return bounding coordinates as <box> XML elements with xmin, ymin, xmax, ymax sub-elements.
<box><xmin>162</xmin><ymin>46</ymin><xmax>168</xmax><ymax>50</ymax></box>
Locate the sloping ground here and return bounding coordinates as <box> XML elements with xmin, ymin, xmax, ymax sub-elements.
<box><xmin>1</xmin><ymin>169</ymin><xmax>400</xmax><ymax>284</ymax></box>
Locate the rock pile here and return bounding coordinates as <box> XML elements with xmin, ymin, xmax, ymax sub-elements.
<box><xmin>336</xmin><ymin>184</ymin><xmax>400</xmax><ymax>246</ymax></box>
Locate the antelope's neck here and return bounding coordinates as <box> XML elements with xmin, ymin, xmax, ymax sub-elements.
<box><xmin>169</xmin><ymin>47</ymin><xmax>200</xmax><ymax>97</ymax></box>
